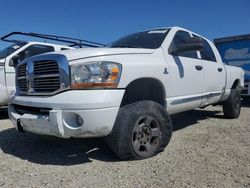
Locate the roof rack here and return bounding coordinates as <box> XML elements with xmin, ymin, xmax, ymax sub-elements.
<box><xmin>1</xmin><ymin>31</ymin><xmax>104</xmax><ymax>48</ymax></box>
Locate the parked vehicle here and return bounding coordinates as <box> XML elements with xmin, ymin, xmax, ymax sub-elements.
<box><xmin>9</xmin><ymin>27</ymin><xmax>244</xmax><ymax>160</ymax></box>
<box><xmin>0</xmin><ymin>32</ymin><xmax>103</xmax><ymax>106</ymax></box>
<box><xmin>214</xmin><ymin>34</ymin><xmax>250</xmax><ymax>99</ymax></box>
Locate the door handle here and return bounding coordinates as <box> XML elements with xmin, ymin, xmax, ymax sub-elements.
<box><xmin>218</xmin><ymin>68</ymin><xmax>223</xmax><ymax>72</ymax></box>
<box><xmin>195</xmin><ymin>65</ymin><xmax>203</xmax><ymax>71</ymax></box>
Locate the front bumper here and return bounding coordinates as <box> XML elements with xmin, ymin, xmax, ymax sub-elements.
<box><xmin>9</xmin><ymin>90</ymin><xmax>125</xmax><ymax>138</ymax></box>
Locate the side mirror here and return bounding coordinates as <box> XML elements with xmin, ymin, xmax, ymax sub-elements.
<box><xmin>9</xmin><ymin>54</ymin><xmax>20</xmax><ymax>67</ymax></box>
<box><xmin>169</xmin><ymin>37</ymin><xmax>204</xmax><ymax>55</ymax></box>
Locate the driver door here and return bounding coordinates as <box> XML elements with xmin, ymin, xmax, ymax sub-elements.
<box><xmin>163</xmin><ymin>30</ymin><xmax>204</xmax><ymax>114</ymax></box>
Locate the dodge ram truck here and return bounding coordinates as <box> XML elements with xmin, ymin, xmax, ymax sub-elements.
<box><xmin>9</xmin><ymin>27</ymin><xmax>244</xmax><ymax>160</ymax></box>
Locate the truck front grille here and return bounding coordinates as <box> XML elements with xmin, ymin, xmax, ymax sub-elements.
<box><xmin>34</xmin><ymin>76</ymin><xmax>61</xmax><ymax>92</ymax></box>
<box><xmin>33</xmin><ymin>61</ymin><xmax>60</xmax><ymax>92</ymax></box>
<box><xmin>16</xmin><ymin>55</ymin><xmax>70</xmax><ymax>96</ymax></box>
<box><xmin>17</xmin><ymin>63</ymin><xmax>27</xmax><ymax>92</ymax></box>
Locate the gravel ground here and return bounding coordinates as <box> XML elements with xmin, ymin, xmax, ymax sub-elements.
<box><xmin>0</xmin><ymin>103</ymin><xmax>249</xmax><ymax>188</ymax></box>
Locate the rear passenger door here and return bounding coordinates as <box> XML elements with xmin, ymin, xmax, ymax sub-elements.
<box><xmin>193</xmin><ymin>35</ymin><xmax>226</xmax><ymax>105</ymax></box>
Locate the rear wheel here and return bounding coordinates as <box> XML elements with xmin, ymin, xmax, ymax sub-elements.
<box><xmin>105</xmin><ymin>101</ymin><xmax>172</xmax><ymax>160</ymax></box>
<box><xmin>223</xmin><ymin>88</ymin><xmax>241</xmax><ymax>119</ymax></box>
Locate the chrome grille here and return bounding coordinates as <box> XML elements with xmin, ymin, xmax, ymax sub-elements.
<box><xmin>17</xmin><ymin>63</ymin><xmax>27</xmax><ymax>92</ymax></box>
<box><xmin>33</xmin><ymin>60</ymin><xmax>60</xmax><ymax>92</ymax></box>
<box><xmin>34</xmin><ymin>76</ymin><xmax>60</xmax><ymax>92</ymax></box>
<box><xmin>34</xmin><ymin>61</ymin><xmax>59</xmax><ymax>75</ymax></box>
<box><xmin>16</xmin><ymin>55</ymin><xmax>70</xmax><ymax>96</ymax></box>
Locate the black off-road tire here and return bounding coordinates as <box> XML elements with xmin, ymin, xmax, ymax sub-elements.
<box><xmin>105</xmin><ymin>101</ymin><xmax>172</xmax><ymax>160</ymax></box>
<box><xmin>222</xmin><ymin>88</ymin><xmax>241</xmax><ymax>119</ymax></box>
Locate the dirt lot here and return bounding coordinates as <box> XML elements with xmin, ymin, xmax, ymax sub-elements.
<box><xmin>0</xmin><ymin>103</ymin><xmax>250</xmax><ymax>188</ymax></box>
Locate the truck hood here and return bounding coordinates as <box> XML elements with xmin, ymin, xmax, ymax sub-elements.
<box><xmin>52</xmin><ymin>48</ymin><xmax>154</xmax><ymax>61</ymax></box>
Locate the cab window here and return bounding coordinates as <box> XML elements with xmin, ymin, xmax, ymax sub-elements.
<box><xmin>169</xmin><ymin>30</ymin><xmax>198</xmax><ymax>58</ymax></box>
<box><xmin>10</xmin><ymin>44</ymin><xmax>54</xmax><ymax>66</ymax></box>
<box><xmin>193</xmin><ymin>35</ymin><xmax>216</xmax><ymax>62</ymax></box>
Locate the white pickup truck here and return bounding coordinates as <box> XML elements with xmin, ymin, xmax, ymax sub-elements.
<box><xmin>0</xmin><ymin>32</ymin><xmax>103</xmax><ymax>107</ymax></box>
<box><xmin>0</xmin><ymin>32</ymin><xmax>75</xmax><ymax>107</ymax></box>
<box><xmin>9</xmin><ymin>27</ymin><xmax>244</xmax><ymax>160</ymax></box>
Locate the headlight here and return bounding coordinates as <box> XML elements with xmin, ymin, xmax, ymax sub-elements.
<box><xmin>71</xmin><ymin>61</ymin><xmax>122</xmax><ymax>89</ymax></box>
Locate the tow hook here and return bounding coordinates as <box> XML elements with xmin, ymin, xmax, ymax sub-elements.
<box><xmin>17</xmin><ymin>119</ymin><xmax>25</xmax><ymax>133</ymax></box>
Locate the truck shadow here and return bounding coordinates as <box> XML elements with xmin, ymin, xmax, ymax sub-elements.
<box><xmin>172</xmin><ymin>109</ymin><xmax>222</xmax><ymax>131</ymax></box>
<box><xmin>0</xmin><ymin>128</ymin><xmax>118</xmax><ymax>165</ymax></box>
<box><xmin>0</xmin><ymin>108</ymin><xmax>224</xmax><ymax>165</ymax></box>
<box><xmin>242</xmin><ymin>99</ymin><xmax>250</xmax><ymax>107</ymax></box>
<box><xmin>0</xmin><ymin>108</ymin><xmax>8</xmax><ymax>120</ymax></box>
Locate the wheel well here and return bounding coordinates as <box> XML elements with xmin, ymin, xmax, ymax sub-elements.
<box><xmin>120</xmin><ymin>78</ymin><xmax>166</xmax><ymax>107</ymax></box>
<box><xmin>231</xmin><ymin>79</ymin><xmax>240</xmax><ymax>89</ymax></box>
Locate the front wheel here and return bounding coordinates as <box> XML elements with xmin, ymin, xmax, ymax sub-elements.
<box><xmin>105</xmin><ymin>101</ymin><xmax>172</xmax><ymax>160</ymax></box>
<box><xmin>222</xmin><ymin>88</ymin><xmax>241</xmax><ymax>119</ymax></box>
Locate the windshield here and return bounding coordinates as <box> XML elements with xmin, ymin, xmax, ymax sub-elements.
<box><xmin>108</xmin><ymin>29</ymin><xmax>170</xmax><ymax>49</ymax></box>
<box><xmin>0</xmin><ymin>43</ymin><xmax>26</xmax><ymax>59</ymax></box>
